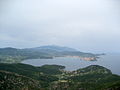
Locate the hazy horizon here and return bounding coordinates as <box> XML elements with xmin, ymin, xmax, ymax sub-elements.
<box><xmin>0</xmin><ymin>0</ymin><xmax>120</xmax><ymax>53</ymax></box>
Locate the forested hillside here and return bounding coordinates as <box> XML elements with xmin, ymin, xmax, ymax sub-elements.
<box><xmin>0</xmin><ymin>63</ymin><xmax>120</xmax><ymax>90</ymax></box>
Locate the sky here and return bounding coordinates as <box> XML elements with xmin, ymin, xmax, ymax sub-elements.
<box><xmin>0</xmin><ymin>0</ymin><xmax>120</xmax><ymax>53</ymax></box>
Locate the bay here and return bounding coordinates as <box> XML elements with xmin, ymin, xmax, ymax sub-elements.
<box><xmin>22</xmin><ymin>53</ymin><xmax>120</xmax><ymax>75</ymax></box>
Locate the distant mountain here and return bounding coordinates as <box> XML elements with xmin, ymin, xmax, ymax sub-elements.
<box><xmin>0</xmin><ymin>47</ymin><xmax>18</xmax><ymax>50</ymax></box>
<box><xmin>26</xmin><ymin>45</ymin><xmax>77</xmax><ymax>54</ymax></box>
<box><xmin>0</xmin><ymin>45</ymin><xmax>99</xmax><ymax>63</ymax></box>
<box><xmin>25</xmin><ymin>45</ymin><xmax>98</xmax><ymax>58</ymax></box>
<box><xmin>34</xmin><ymin>45</ymin><xmax>77</xmax><ymax>52</ymax></box>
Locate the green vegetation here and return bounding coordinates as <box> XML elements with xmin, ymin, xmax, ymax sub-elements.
<box><xmin>0</xmin><ymin>70</ymin><xmax>41</xmax><ymax>90</ymax></box>
<box><xmin>0</xmin><ymin>63</ymin><xmax>120</xmax><ymax>90</ymax></box>
<box><xmin>0</xmin><ymin>55</ymin><xmax>25</xmax><ymax>63</ymax></box>
<box><xmin>50</xmin><ymin>65</ymin><xmax>120</xmax><ymax>90</ymax></box>
<box><xmin>0</xmin><ymin>63</ymin><xmax>60</xmax><ymax>88</ymax></box>
<box><xmin>38</xmin><ymin>65</ymin><xmax>65</xmax><ymax>75</ymax></box>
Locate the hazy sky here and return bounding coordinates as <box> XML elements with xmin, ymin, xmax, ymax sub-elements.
<box><xmin>0</xmin><ymin>0</ymin><xmax>120</xmax><ymax>53</ymax></box>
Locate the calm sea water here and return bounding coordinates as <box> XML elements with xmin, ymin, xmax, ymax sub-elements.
<box><xmin>22</xmin><ymin>53</ymin><xmax>120</xmax><ymax>75</ymax></box>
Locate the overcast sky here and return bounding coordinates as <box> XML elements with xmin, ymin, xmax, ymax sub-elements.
<box><xmin>0</xmin><ymin>0</ymin><xmax>120</xmax><ymax>53</ymax></box>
